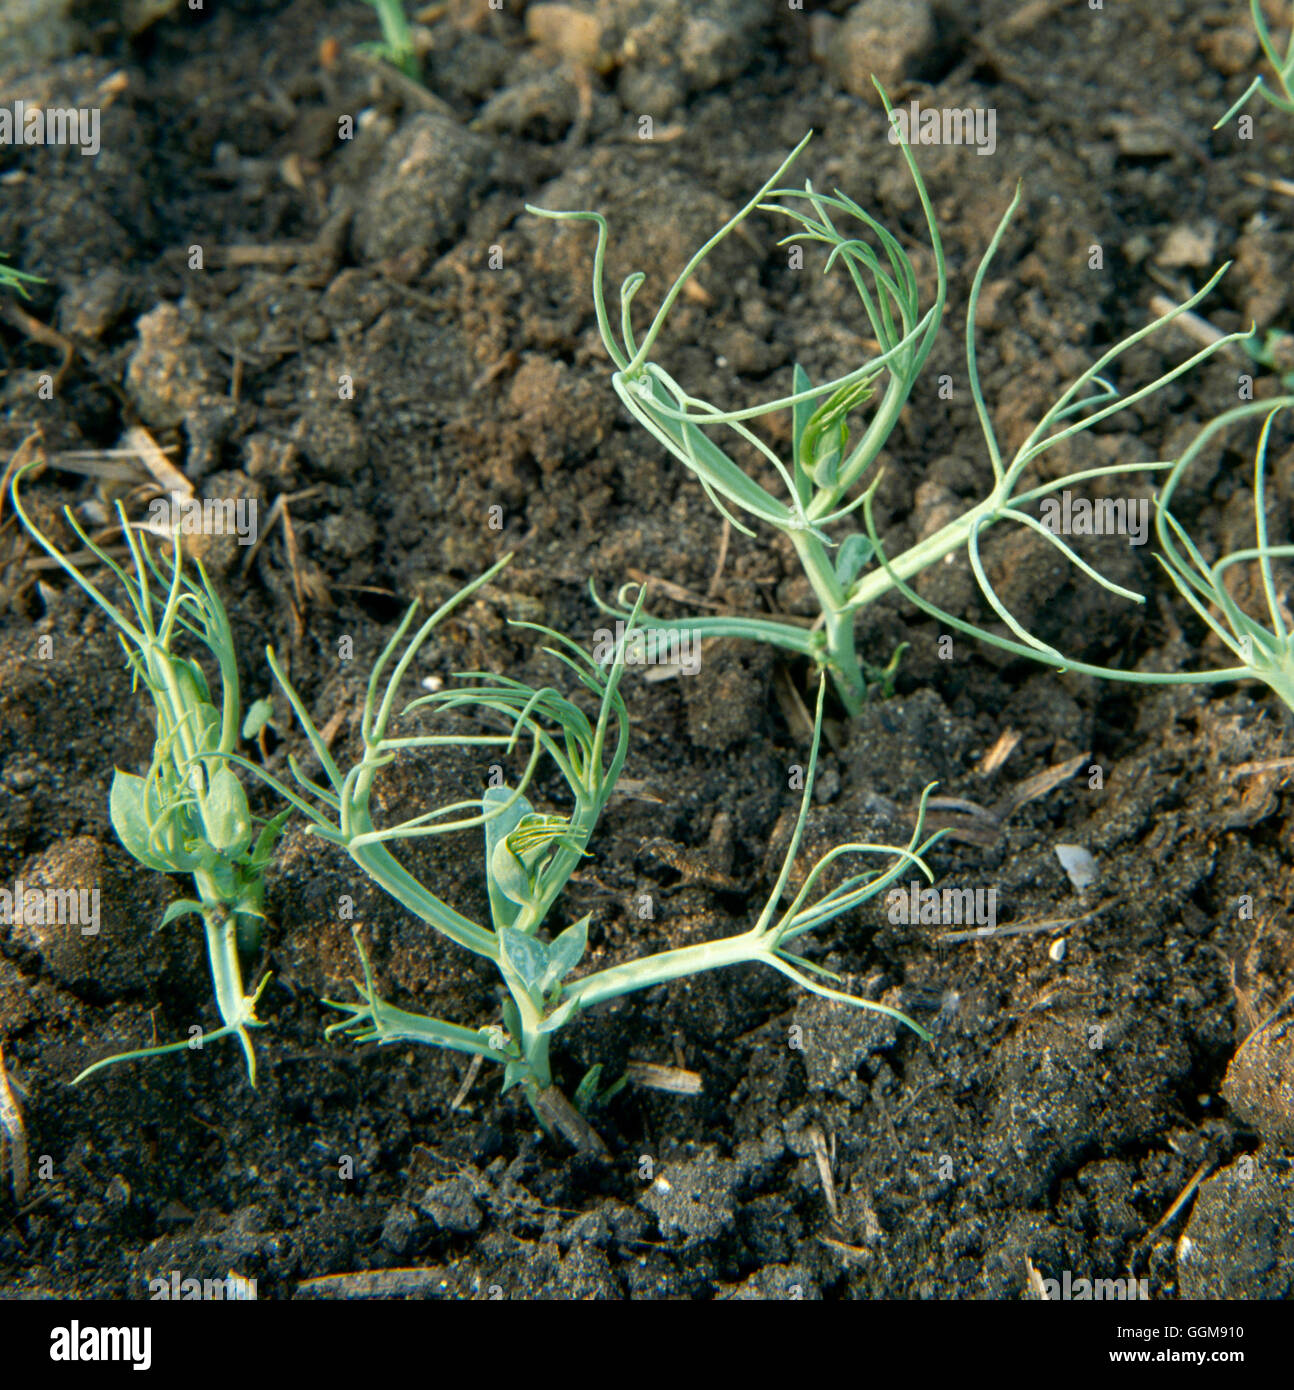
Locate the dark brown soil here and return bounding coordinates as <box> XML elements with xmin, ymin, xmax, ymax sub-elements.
<box><xmin>1</xmin><ymin>0</ymin><xmax>1292</xmax><ymax>1300</ymax></box>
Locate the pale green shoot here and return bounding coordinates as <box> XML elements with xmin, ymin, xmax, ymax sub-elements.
<box><xmin>531</xmin><ymin>83</ymin><xmax>1252</xmax><ymax>714</ymax></box>
<box><xmin>1215</xmin><ymin>0</ymin><xmax>1294</xmax><ymax>127</ymax></box>
<box><xmin>264</xmin><ymin>559</ymin><xmax>944</xmax><ymax>1131</ymax></box>
<box><xmin>11</xmin><ymin>463</ymin><xmax>288</xmax><ymax>1084</ymax></box>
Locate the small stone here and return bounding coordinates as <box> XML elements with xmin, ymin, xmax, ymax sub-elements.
<box><xmin>418</xmin><ymin>1178</ymin><xmax>484</xmax><ymax>1234</ymax></box>
<box><xmin>7</xmin><ymin>837</ymin><xmax>166</xmax><ymax>998</ymax></box>
<box><xmin>1055</xmin><ymin>844</ymin><xmax>1097</xmax><ymax>893</ymax></box>
<box><xmin>1198</xmin><ymin>25</ymin><xmax>1260</xmax><ymax>78</ymax></box>
<box><xmin>1178</xmin><ymin>1156</ymin><xmax>1294</xmax><ymax>1297</ymax></box>
<box><xmin>1222</xmin><ymin>1017</ymin><xmax>1294</xmax><ymax>1151</ymax></box>
<box><xmin>639</xmin><ymin>1150</ymin><xmax>737</xmax><ymax>1242</ymax></box>
<box><xmin>1103</xmin><ymin>116</ymin><xmax>1177</xmax><ymax>157</ymax></box>
<box><xmin>57</xmin><ymin>268</ymin><xmax>129</xmax><ymax>341</ymax></box>
<box><xmin>125</xmin><ymin>304</ymin><xmax>215</xmax><ymax>431</ymax></box>
<box><xmin>822</xmin><ymin>0</ymin><xmax>935</xmax><ymax>100</ymax></box>
<box><xmin>380</xmin><ymin>1203</ymin><xmax>420</xmax><ymax>1255</ymax></box>
<box><xmin>351</xmin><ymin>114</ymin><xmax>494</xmax><ymax>263</ymax></box>
<box><xmin>525</xmin><ymin>4</ymin><xmax>608</xmax><ymax>71</ymax></box>
<box><xmin>1155</xmin><ymin>222</ymin><xmax>1217</xmax><ymax>270</ymax></box>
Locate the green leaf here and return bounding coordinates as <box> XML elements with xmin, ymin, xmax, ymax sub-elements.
<box><xmin>634</xmin><ymin>375</ymin><xmax>792</xmax><ymax>528</ymax></box>
<box><xmin>573</xmin><ymin>1063</ymin><xmax>604</xmax><ymax>1112</ymax></box>
<box><xmin>572</xmin><ymin>1061</ymin><xmax>628</xmax><ymax>1111</ymax></box>
<box><xmin>790</xmin><ymin>363</ymin><xmax>816</xmax><ymax>508</ymax></box>
<box><xmin>490</xmin><ymin>829</ymin><xmax>533</xmax><ymax>910</ymax></box>
<box><xmin>110</xmin><ymin>769</ymin><xmax>173</xmax><ymax>872</ymax></box>
<box><xmin>834</xmin><ymin>533</ymin><xmax>875</xmax><ymax>587</ymax></box>
<box><xmin>200</xmin><ymin>765</ymin><xmax>252</xmax><ymax>856</ymax></box>
<box><xmin>241</xmin><ymin>697</ymin><xmax>276</xmax><ymax>740</ymax></box>
<box><xmin>159</xmin><ymin>898</ymin><xmax>206</xmax><ymax>926</ymax></box>
<box><xmin>542</xmin><ymin>913</ymin><xmax>589</xmax><ymax>994</ymax></box>
<box><xmin>193</xmin><ymin>850</ymin><xmax>237</xmax><ymax>899</ymax></box>
<box><xmin>483</xmin><ymin>785</ymin><xmax>532</xmax><ymax>929</ymax></box>
<box><xmin>499</xmin><ymin>925</ymin><xmax>550</xmax><ymax>999</ymax></box>
<box><xmin>173</xmin><ymin>655</ymin><xmax>213</xmax><ymax>710</ymax></box>
<box><xmin>501</xmin><ymin>1057</ymin><xmax>530</xmax><ymax>1094</ymax></box>
<box><xmin>247</xmin><ymin>808</ymin><xmax>292</xmax><ymax>869</ymax></box>
<box><xmin>800</xmin><ymin>375</ymin><xmax>875</xmax><ymax>487</ymax></box>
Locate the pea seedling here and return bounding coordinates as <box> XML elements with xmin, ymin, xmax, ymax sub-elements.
<box><xmin>258</xmin><ymin>555</ymin><xmax>943</xmax><ymax>1135</ymax></box>
<box><xmin>12</xmin><ymin>464</ymin><xmax>287</xmax><ymax>1083</ymax></box>
<box><xmin>531</xmin><ymin>87</ymin><xmax>1258</xmax><ymax>714</ymax></box>
<box><xmin>358</xmin><ymin>0</ymin><xmax>420</xmax><ymax>81</ymax></box>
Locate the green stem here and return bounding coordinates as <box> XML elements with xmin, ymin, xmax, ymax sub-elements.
<box><xmin>563</xmin><ymin>931</ymin><xmax>766</xmax><ymax>1012</ymax></box>
<box><xmin>847</xmin><ymin>493</ymin><xmax>998</xmax><ymax>612</ymax></box>
<box><xmin>789</xmin><ymin>529</ymin><xmax>865</xmax><ymax>714</ymax></box>
<box><xmin>348</xmin><ymin>834</ymin><xmax>498</xmax><ymax>959</ymax></box>
<box><xmin>192</xmin><ymin>867</ymin><xmax>263</xmax><ymax>1083</ymax></box>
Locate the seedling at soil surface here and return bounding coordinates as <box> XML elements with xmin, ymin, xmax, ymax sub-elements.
<box><xmin>531</xmin><ymin>86</ymin><xmax>1269</xmax><ymax>716</ymax></box>
<box><xmin>1215</xmin><ymin>0</ymin><xmax>1294</xmax><ymax>127</ymax></box>
<box><xmin>0</xmin><ymin>253</ymin><xmax>42</xmax><ymax>298</ymax></box>
<box><xmin>11</xmin><ymin>465</ymin><xmax>288</xmax><ymax>1084</ymax></box>
<box><xmin>261</xmin><ymin>555</ymin><xmax>943</xmax><ymax>1141</ymax></box>
<box><xmin>358</xmin><ymin>0</ymin><xmax>420</xmax><ymax>81</ymax></box>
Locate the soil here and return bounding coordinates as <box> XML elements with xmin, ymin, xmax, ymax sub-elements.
<box><xmin>1</xmin><ymin>0</ymin><xmax>1293</xmax><ymax>1301</ymax></box>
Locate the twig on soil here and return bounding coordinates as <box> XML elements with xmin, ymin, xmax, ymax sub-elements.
<box><xmin>1243</xmin><ymin>171</ymin><xmax>1294</xmax><ymax>199</ymax></box>
<box><xmin>976</xmin><ymin>728</ymin><xmax>1021</xmax><ymax>775</ymax></box>
<box><xmin>623</xmin><ymin>1061</ymin><xmax>702</xmax><ymax>1095</ymax></box>
<box><xmin>1227</xmin><ymin>756</ymin><xmax>1294</xmax><ymax>778</ymax></box>
<box><xmin>297</xmin><ymin>1266</ymin><xmax>454</xmax><ymax>1299</ymax></box>
<box><xmin>993</xmin><ymin>752</ymin><xmax>1090</xmax><ymax>819</ymax></box>
<box><xmin>124</xmin><ymin>425</ymin><xmax>193</xmax><ymax>500</ymax></box>
<box><xmin>0</xmin><ymin>298</ymin><xmax>75</xmax><ymax>388</ymax></box>
<box><xmin>0</xmin><ymin>434</ymin><xmax>42</xmax><ymax>524</ymax></box>
<box><xmin>530</xmin><ymin>1087</ymin><xmax>609</xmax><ymax>1157</ymax></box>
<box><xmin>348</xmin><ymin>50</ymin><xmax>456</xmax><ymax>118</ymax></box>
<box><xmin>807</xmin><ymin>1124</ymin><xmax>839</xmax><ymax>1220</ymax></box>
<box><xmin>237</xmin><ymin>488</ymin><xmax>324</xmax><ymax>577</ymax></box>
<box><xmin>449</xmin><ymin>1053</ymin><xmax>484</xmax><ymax>1111</ymax></box>
<box><xmin>935</xmin><ymin>911</ymin><xmax>1095</xmax><ymax>947</ymax></box>
<box><xmin>624</xmin><ymin>569</ymin><xmax>726</xmax><ymax>612</ymax></box>
<box><xmin>708</xmin><ymin>517</ymin><xmax>731</xmax><ymax>598</ymax></box>
<box><xmin>1130</xmin><ymin>1157</ymin><xmax>1214</xmax><ymax>1278</ymax></box>
<box><xmin>819</xmin><ymin>1235</ymin><xmax>873</xmax><ymax>1266</ymax></box>
<box><xmin>772</xmin><ymin>664</ymin><xmax>816</xmax><ymax>743</ymax></box>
